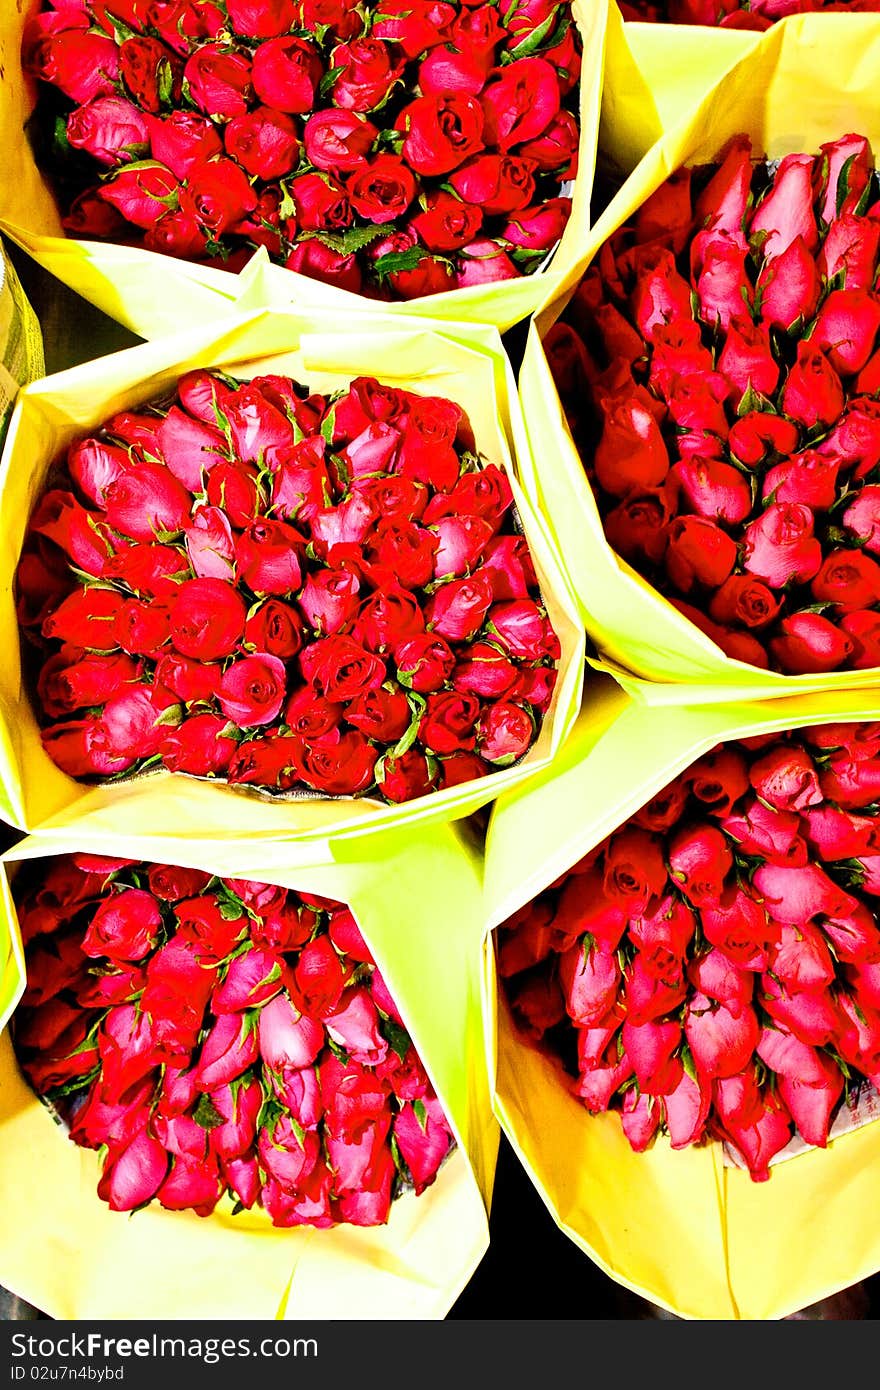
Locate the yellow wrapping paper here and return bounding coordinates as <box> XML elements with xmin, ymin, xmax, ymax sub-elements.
<box><xmin>1</xmin><ymin>0</ymin><xmax>607</xmax><ymax>337</ymax></box>
<box><xmin>482</xmin><ymin>673</ymin><xmax>880</xmax><ymax>1320</ymax></box>
<box><xmin>0</xmin><ymin>806</ymin><xmax>497</xmax><ymax>1320</ymax></box>
<box><xmin>0</xmin><ymin>305</ymin><xmax>585</xmax><ymax>840</ymax></box>
<box><xmin>599</xmin><ymin>5</ymin><xmax>760</xmax><ymax>179</ymax></box>
<box><xmin>522</xmin><ymin>13</ymin><xmax>880</xmax><ymax>704</ymax></box>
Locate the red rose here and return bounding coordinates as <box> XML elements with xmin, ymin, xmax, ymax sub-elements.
<box><xmin>768</xmin><ymin>612</ymin><xmax>855</xmax><ymax>674</ymax></box>
<box><xmin>684</xmin><ymin>993</ymin><xmax>760</xmax><ymax>1081</ymax></box>
<box><xmin>118</xmin><ymin>35</ymin><xmax>181</xmax><ymax>114</ymax></box>
<box><xmin>841</xmin><ymin>610</ymin><xmax>880</xmax><ymax>668</ymax></box>
<box><xmin>756</xmin><ymin>236</ymin><xmax>821</xmax><ymax>331</ymax></box>
<box><xmin>668</xmin><ymin>824</ymin><xmax>733</xmax><ymax>906</ymax></box>
<box><xmin>478</xmin><ymin>700</ymin><xmax>534</xmax><ymax>764</ymax></box>
<box><xmin>409</xmin><ymin>191</ymin><xmax>483</xmax><ymax>253</ymax></box>
<box><xmin>708</xmin><ymin>575</ymin><xmax>780</xmax><ymax>630</ymax></box>
<box><xmin>82</xmin><ymin>889</ymin><xmax>161</xmax><ymax>963</ymax></box>
<box><xmin>26</xmin><ymin>27</ymin><xmax>119</xmax><ymax>104</ymax></box>
<box><xmin>41</xmin><ymin>587</ymin><xmax>124</xmax><ymax>651</ymax></box>
<box><xmin>665</xmin><ymin>515</ymin><xmax>738</xmax><ymax>593</ymax></box>
<box><xmin>67</xmin><ymin>96</ymin><xmax>150</xmax><ymax>166</ymax></box>
<box><xmin>400</xmin><ymin>94</ymin><xmax>484</xmax><ymax>176</ymax></box>
<box><xmin>819</xmin><ymin>133</ymin><xmax>872</xmax><ymax>223</ymax></box>
<box><xmin>424</xmin><ymin>573</ymin><xmax>493</xmax><ymax>642</ymax></box>
<box><xmin>716</xmin><ymin>317</ymin><xmax>779</xmax><ymax>399</ymax></box>
<box><xmin>749</xmin><ymin>151</ymin><xmax>818</xmax><ymax>262</ymax></box>
<box><xmin>593</xmin><ymin>395</ymin><xmax>669</xmax><ymax>497</ymax></box>
<box><xmin>781</xmin><ymin>344</ymin><xmax>845</xmax><ymax>428</ymax></box>
<box><xmin>182</xmin><ymin>44</ymin><xmax>253</xmax><ymax>120</ymax></box>
<box><xmin>225</xmin><ymin>0</ymin><xmax>300</xmax><ymax>37</ymax></box>
<box><xmin>742</xmin><ymin>502</ymin><xmax>822</xmax><ymax>589</ymax></box>
<box><xmin>372</xmin><ymin>0</ymin><xmax>456</xmax><ymax>56</ymax></box>
<box><xmin>480</xmin><ymin>57</ymin><xmax>559</xmax><ymax>150</ymax></box>
<box><xmin>761</xmin><ymin>450</ymin><xmax>839</xmax><ymax>512</ymax></box>
<box><xmin>168</xmin><ymin>578</ymin><xmax>246</xmax><ymax>660</ymax></box>
<box><xmin>395</xmin><ymin>634</ymin><xmax>456</xmax><ymax>692</ymax></box>
<box><xmin>217</xmin><ymin>653</ymin><xmax>287</xmax><ymax>727</ymax></box>
<box><xmin>251</xmin><ymin>35</ymin><xmax>323</xmax><ymax>113</ymax></box>
<box><xmin>347</xmin><ymin>687</ymin><xmax>410</xmax><ymax>741</ymax></box>
<box><xmin>810</xmin><ymin>289</ymin><xmax>880</xmax><ymax>376</ymax></box>
<box><xmin>303</xmin><ymin>109</ymin><xmax>378</xmax><ymax>174</ymax></box>
<box><xmin>346</xmin><ymin>155</ymin><xmax>416</xmax><ymax>224</ymax></box>
<box><xmin>418</xmin><ymin>691</ymin><xmax>480</xmax><ymax>753</ymax></box>
<box><xmin>327</xmin><ymin>36</ymin><xmax>405</xmax><ymax>112</ymax></box>
<box><xmin>243</xmin><ymin>599</ymin><xmax>305</xmax><ymax>658</ymax></box>
<box><xmin>811</xmin><ymin>549</ymin><xmax>880</xmax><ymax>613</ymax></box>
<box><xmin>235</xmin><ymin>520</ymin><xmax>303</xmax><ymax>595</ymax></box>
<box><xmin>37</xmin><ymin>652</ymin><xmax>143</xmax><ymax>719</ymax></box>
<box><xmin>300</xmin><ymin>635</ymin><xmax>386</xmax><ymax>701</ymax></box>
<box><xmin>366</xmin><ymin>521</ymin><xmax>437</xmax><ymax>589</ymax></box>
<box><xmin>629</xmin><ymin>247</ymin><xmax>694</xmax><ymax>342</ymax></box>
<box><xmin>146</xmin><ymin>111</ymin><xmax>223</xmax><ymax>179</ymax></box>
<box><xmin>818</xmin><ymin>214</ymin><xmax>880</xmax><ymax>291</ymax></box>
<box><xmin>693</xmin><ymin>230</ymin><xmax>751</xmax><ymax>333</ymax></box>
<box><xmin>295</xmin><ymin>729</ymin><xmax>380</xmax><ymax>795</ymax></box>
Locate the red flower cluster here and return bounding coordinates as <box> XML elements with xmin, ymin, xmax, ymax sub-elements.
<box><xmin>618</xmin><ymin>0</ymin><xmax>880</xmax><ymax>26</ymax></box>
<box><xmin>16</xmin><ymin>370</ymin><xmax>560</xmax><ymax>805</ymax></box>
<box><xmin>23</xmin><ymin>0</ymin><xmax>581</xmax><ymax>300</ymax></box>
<box><xmin>497</xmin><ymin>721</ymin><xmax>880</xmax><ymax>1180</ymax></box>
<box><xmin>547</xmin><ymin>132</ymin><xmax>880</xmax><ymax>676</ymax></box>
<box><xmin>13</xmin><ymin>853</ymin><xmax>455</xmax><ymax>1225</ymax></box>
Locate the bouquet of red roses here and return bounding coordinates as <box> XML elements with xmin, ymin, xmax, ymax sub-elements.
<box><xmin>618</xmin><ymin>0</ymin><xmax>879</xmax><ymax>26</ymax></box>
<box><xmin>13</xmin><ymin>851</ymin><xmax>455</xmax><ymax>1226</ymax></box>
<box><xmin>21</xmin><ymin>0</ymin><xmax>582</xmax><ymax>303</ymax></box>
<box><xmin>15</xmin><ymin>365</ymin><xmax>560</xmax><ymax>807</ymax></box>
<box><xmin>496</xmin><ymin>716</ymin><xmax>880</xmax><ymax>1182</ymax></box>
<box><xmin>546</xmin><ymin>131</ymin><xmax>880</xmax><ymax>679</ymax></box>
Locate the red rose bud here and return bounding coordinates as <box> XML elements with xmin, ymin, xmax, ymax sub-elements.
<box><xmin>840</xmin><ymin>610</ymin><xmax>880</xmax><ymax>668</ymax></box>
<box><xmin>756</xmin><ymin>1028</ymin><xmax>842</xmax><ymax>1149</ymax></box>
<box><xmin>376</xmin><ymin>747</ymin><xmax>436</xmax><ymax>802</ymax></box>
<box><xmin>756</xmin><ymin>860</ymin><xmax>857</xmax><ymax>927</ymax></box>
<box><xmin>687</xmin><ymin>949</ymin><xmax>753</xmax><ymax>1018</ymax></box>
<box><xmin>67</xmin><ymin>96</ymin><xmax>149</xmax><ymax>166</ymax></box>
<box><xmin>700</xmin><ymin>885</ymin><xmax>777</xmax><ymax>971</ymax></box>
<box><xmin>811</xmin><ymin>548</ymin><xmax>880</xmax><ymax>613</ymax></box>
<box><xmin>285</xmin><ymin>238</ymin><xmax>363</xmax><ymax>294</ymax></box>
<box><xmin>502</xmin><ymin>198</ymin><xmax>571</xmax><ymax>252</ymax></box>
<box><xmin>431</xmin><ymin>516</ymin><xmax>494</xmax><ymax>579</ymax></box>
<box><xmin>684</xmin><ymin>992</ymin><xmax>760</xmax><ymax>1080</ymax></box>
<box><xmin>665</xmin><ymin>516</ymin><xmax>737</xmax><ymax>594</ymax></box>
<box><xmin>235</xmin><ymin>519</ymin><xmax>303</xmax><ymax>595</ymax></box>
<box><xmin>156</xmin><ymin>406</ymin><xmax>227</xmax><ymax>493</ymax></box>
<box><xmin>761</xmin><ymin>449</ymin><xmax>840</xmax><ymax>511</ymax></box>
<box><xmin>756</xmin><ymin>235</ymin><xmax>821</xmax><ymax>331</ymax></box>
<box><xmin>823</xmin><ymin>402</ymin><xmax>880</xmax><ymax>480</ymax></box>
<box><xmin>102</xmin><ymin>461</ymin><xmax>192</xmax><ymax>541</ymax></box>
<box><xmin>215</xmin><ymin>654</ymin><xmax>286</xmax><ymax>728</ymax></box>
<box><xmin>81</xmin><ymin>890</ymin><xmax>161</xmax><ymax>963</ymax></box>
<box><xmin>559</xmin><ymin>942</ymin><xmax>622</xmax><ymax>1029</ymax></box>
<box><xmin>97</xmin><ymin>1129</ymin><xmax>168</xmax><ymax>1213</ymax></box>
<box><xmin>621</xmin><ymin>1018</ymin><xmax>683</xmax><ymax>1096</ymax></box>
<box><xmin>742</xmin><ymin>502</ymin><xmax>822</xmax><ymax>588</ymax></box>
<box><xmin>693</xmin><ymin>231</ymin><xmax>752</xmax><ymax>332</ymax></box>
<box><xmin>781</xmin><ymin>344</ymin><xmax>845</xmax><ymax>428</ymax></box>
<box><xmin>810</xmin><ymin>289</ymin><xmax>880</xmax><ymax>376</ymax></box>
<box><xmin>452</xmin><ymin>641</ymin><xmax>519</xmax><ymax>698</ymax></box>
<box><xmin>393</xmin><ymin>1097</ymin><xmax>452</xmax><ymax>1194</ymax></box>
<box><xmin>344</xmin><ymin>687</ymin><xmax>409</xmax><ymax>743</ymax></box>
<box><xmin>399</xmin><ymin>92</ymin><xmax>484</xmax><ymax>176</ymax></box>
<box><xmin>668</xmin><ymin>824</ymin><xmax>732</xmax><ymax>906</ymax></box>
<box><xmin>749</xmin><ymin>151</ymin><xmax>818</xmax><ymax>262</ymax></box>
<box><xmin>37</xmin><ymin>652</ymin><xmax>143</xmax><ymax>720</ymax></box>
<box><xmin>167</xmin><ymin>577</ymin><xmax>245</xmax><ymax>661</ymax></box>
<box><xmin>328</xmin><ymin>36</ymin><xmax>405</xmax><ymax>111</ymax></box>
<box><xmin>717</xmin><ymin>317</ymin><xmax>779</xmax><ymax>399</ymax></box>
<box><xmin>770</xmin><ymin>611</ymin><xmax>854</xmax><ymax>673</ymax></box>
<box><xmin>825</xmin><ymin>210</ymin><xmax>880</xmax><ymax>296</ymax></box>
<box><xmin>183</xmin><ymin>43</ymin><xmax>253</xmax><ymax>119</ymax></box>
<box><xmin>819</xmin><ymin>132</ymin><xmax>872</xmax><ymax>224</ymax></box>
<box><xmin>694</xmin><ymin>134</ymin><xmax>752</xmax><ymax>235</ymax></box>
<box><xmin>28</xmin><ymin>27</ymin><xmax>120</xmax><ymax>105</ymax></box>
<box><xmin>629</xmin><ymin>246</ymin><xmax>695</xmax><ymax>343</ymax></box>
<box><xmin>303</xmin><ymin>109</ymin><xmax>377</xmax><ymax>174</ymax></box>
<box><xmin>478</xmin><ymin>701</ymin><xmax>534</xmax><ymax>764</ymax></box>
<box><xmin>146</xmin><ymin>111</ymin><xmax>224</xmax><ymax>180</ymax></box>
<box><xmin>594</xmin><ymin>396</ymin><xmax>669</xmax><ymax>497</ymax></box>
<box><xmin>481</xmin><ymin>57</ymin><xmax>559</xmax><ymax>150</ymax></box>
<box><xmin>98</xmin><ymin>164</ymin><xmax>182</xmax><ymax>231</ymax></box>
<box><xmin>454</xmin><ymin>238</ymin><xmax>519</xmax><ymax>288</ymax></box>
<box><xmin>708</xmin><ymin>575</ymin><xmax>780</xmax><ymax>630</ymax></box>
<box><xmin>255</xmin><ymin>992</ymin><xmax>324</xmax><ymax>1070</ymax></box>
<box><xmin>160</xmin><ymin>714</ymin><xmax>237</xmax><ymax>776</ymax></box>
<box><xmin>747</xmin><ymin>743</ymin><xmax>821</xmax><ymax>813</ymax></box>
<box><xmin>211</xmin><ymin>946</ymin><xmax>287</xmax><ymax>1014</ymax></box>
<box><xmin>672</xmin><ymin>455</ymin><xmax>750</xmax><ymax>525</ymax></box>
<box><xmin>602</xmin><ymin>827</ymin><xmax>668</xmax><ymax>916</ymax></box>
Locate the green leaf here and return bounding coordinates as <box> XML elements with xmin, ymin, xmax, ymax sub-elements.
<box><xmin>681</xmin><ymin>1044</ymin><xmax>697</xmax><ymax>1084</ymax></box>
<box><xmin>193</xmin><ymin>1094</ymin><xmax>225</xmax><ymax>1131</ymax></box>
<box><xmin>154</xmin><ymin>702</ymin><xmax>184</xmax><ymax>728</ymax></box>
<box><xmin>413</xmin><ymin>1098</ymin><xmax>429</xmax><ymax>1132</ymax></box>
<box><xmin>505</xmin><ymin>6</ymin><xmax>559</xmax><ymax>60</ymax></box>
<box><xmin>318</xmin><ymin>63</ymin><xmax>347</xmax><ymax>98</ymax></box>
<box><xmin>372</xmin><ymin>246</ymin><xmax>425</xmax><ymax>283</ymax></box>
<box><xmin>301</xmin><ymin>224</ymin><xmax>388</xmax><ymax>256</ymax></box>
<box><xmin>382</xmin><ymin>1015</ymin><xmax>411</xmax><ymax>1063</ymax></box>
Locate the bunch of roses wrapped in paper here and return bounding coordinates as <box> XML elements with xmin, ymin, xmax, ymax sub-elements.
<box><xmin>547</xmin><ymin>131</ymin><xmax>880</xmax><ymax>676</ymax></box>
<box><xmin>12</xmin><ymin>853</ymin><xmax>455</xmax><ymax>1225</ymax></box>
<box><xmin>22</xmin><ymin>0</ymin><xmax>581</xmax><ymax>299</ymax></box>
<box><xmin>617</xmin><ymin>0</ymin><xmax>880</xmax><ymax>26</ymax></box>
<box><xmin>16</xmin><ymin>368</ymin><xmax>560</xmax><ymax>806</ymax></box>
<box><xmin>496</xmin><ymin>720</ymin><xmax>880</xmax><ymax>1181</ymax></box>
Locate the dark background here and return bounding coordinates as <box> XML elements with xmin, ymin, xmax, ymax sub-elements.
<box><xmin>2</xmin><ymin>252</ymin><xmax>878</xmax><ymax>1323</ymax></box>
